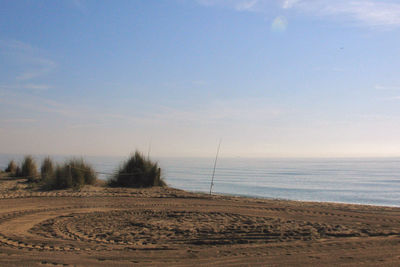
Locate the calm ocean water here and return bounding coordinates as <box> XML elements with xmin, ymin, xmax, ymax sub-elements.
<box><xmin>1</xmin><ymin>154</ymin><xmax>399</xmax><ymax>207</ymax></box>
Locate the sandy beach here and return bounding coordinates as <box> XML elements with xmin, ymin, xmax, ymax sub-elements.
<box><xmin>0</xmin><ymin>176</ymin><xmax>398</xmax><ymax>266</ymax></box>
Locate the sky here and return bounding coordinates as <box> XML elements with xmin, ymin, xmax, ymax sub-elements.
<box><xmin>1</xmin><ymin>0</ymin><xmax>400</xmax><ymax>158</ymax></box>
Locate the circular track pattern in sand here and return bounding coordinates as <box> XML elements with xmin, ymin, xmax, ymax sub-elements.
<box><xmin>29</xmin><ymin>209</ymin><xmax>347</xmax><ymax>248</ymax></box>
<box><xmin>0</xmin><ymin>187</ymin><xmax>399</xmax><ymax>266</ymax></box>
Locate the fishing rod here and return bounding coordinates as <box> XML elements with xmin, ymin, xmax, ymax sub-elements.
<box><xmin>147</xmin><ymin>139</ymin><xmax>152</xmax><ymax>160</ymax></box>
<box><xmin>209</xmin><ymin>138</ymin><xmax>222</xmax><ymax>195</ymax></box>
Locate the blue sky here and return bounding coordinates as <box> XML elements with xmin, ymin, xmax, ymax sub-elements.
<box><xmin>1</xmin><ymin>0</ymin><xmax>400</xmax><ymax>157</ymax></box>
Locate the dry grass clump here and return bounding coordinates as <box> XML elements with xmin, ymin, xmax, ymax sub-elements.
<box><xmin>4</xmin><ymin>156</ymin><xmax>98</xmax><ymax>190</ymax></box>
<box><xmin>21</xmin><ymin>156</ymin><xmax>39</xmax><ymax>182</ymax></box>
<box><xmin>108</xmin><ymin>151</ymin><xmax>165</xmax><ymax>188</ymax></box>
<box><xmin>49</xmin><ymin>159</ymin><xmax>97</xmax><ymax>190</ymax></box>
<box><xmin>40</xmin><ymin>157</ymin><xmax>54</xmax><ymax>187</ymax></box>
<box><xmin>4</xmin><ymin>156</ymin><xmax>39</xmax><ymax>180</ymax></box>
<box><xmin>5</xmin><ymin>160</ymin><xmax>18</xmax><ymax>175</ymax></box>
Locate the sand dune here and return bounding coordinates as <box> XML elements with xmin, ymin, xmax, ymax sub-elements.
<box><xmin>0</xmin><ymin>176</ymin><xmax>398</xmax><ymax>266</ymax></box>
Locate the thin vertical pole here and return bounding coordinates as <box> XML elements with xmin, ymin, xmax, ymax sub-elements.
<box><xmin>209</xmin><ymin>138</ymin><xmax>222</xmax><ymax>195</ymax></box>
<box><xmin>147</xmin><ymin>139</ymin><xmax>152</xmax><ymax>159</ymax></box>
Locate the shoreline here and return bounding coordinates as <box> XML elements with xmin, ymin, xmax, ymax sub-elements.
<box><xmin>0</xmin><ymin>173</ymin><xmax>399</xmax><ymax>210</ymax></box>
<box><xmin>179</xmin><ymin>189</ymin><xmax>400</xmax><ymax>209</ymax></box>
<box><xmin>1</xmin><ymin>175</ymin><xmax>399</xmax><ymax>210</ymax></box>
<box><xmin>2</xmin><ymin>154</ymin><xmax>399</xmax><ymax>208</ymax></box>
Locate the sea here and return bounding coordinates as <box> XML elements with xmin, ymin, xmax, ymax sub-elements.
<box><xmin>1</xmin><ymin>154</ymin><xmax>399</xmax><ymax>207</ymax></box>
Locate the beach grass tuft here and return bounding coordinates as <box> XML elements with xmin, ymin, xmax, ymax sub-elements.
<box><xmin>40</xmin><ymin>157</ymin><xmax>54</xmax><ymax>187</ymax></box>
<box><xmin>47</xmin><ymin>159</ymin><xmax>97</xmax><ymax>190</ymax></box>
<box><xmin>21</xmin><ymin>156</ymin><xmax>39</xmax><ymax>182</ymax></box>
<box><xmin>108</xmin><ymin>151</ymin><xmax>166</xmax><ymax>188</ymax></box>
<box><xmin>5</xmin><ymin>160</ymin><xmax>18</xmax><ymax>175</ymax></box>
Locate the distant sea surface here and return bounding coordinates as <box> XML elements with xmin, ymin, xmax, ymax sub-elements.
<box><xmin>1</xmin><ymin>154</ymin><xmax>399</xmax><ymax>207</ymax></box>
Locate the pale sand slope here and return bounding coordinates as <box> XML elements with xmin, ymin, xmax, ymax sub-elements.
<box><xmin>0</xmin><ymin>175</ymin><xmax>398</xmax><ymax>266</ymax></box>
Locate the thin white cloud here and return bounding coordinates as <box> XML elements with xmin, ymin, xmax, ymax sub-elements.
<box><xmin>15</xmin><ymin>57</ymin><xmax>56</xmax><ymax>81</ymax></box>
<box><xmin>282</xmin><ymin>0</ymin><xmax>300</xmax><ymax>9</ymax></box>
<box><xmin>191</xmin><ymin>80</ymin><xmax>208</xmax><ymax>86</ymax></box>
<box><xmin>383</xmin><ymin>96</ymin><xmax>400</xmax><ymax>101</ymax></box>
<box><xmin>0</xmin><ymin>92</ymin><xmax>78</xmax><ymax>118</ymax></box>
<box><xmin>0</xmin><ymin>118</ymin><xmax>37</xmax><ymax>124</ymax></box>
<box><xmin>0</xmin><ymin>90</ymin><xmax>153</xmax><ymax>128</ymax></box>
<box><xmin>0</xmin><ymin>83</ymin><xmax>51</xmax><ymax>91</ymax></box>
<box><xmin>72</xmin><ymin>0</ymin><xmax>84</xmax><ymax>9</ymax></box>
<box><xmin>22</xmin><ymin>84</ymin><xmax>52</xmax><ymax>91</ymax></box>
<box><xmin>69</xmin><ymin>0</ymin><xmax>87</xmax><ymax>13</ymax></box>
<box><xmin>68</xmin><ymin>122</ymin><xmax>107</xmax><ymax>129</ymax></box>
<box><xmin>235</xmin><ymin>0</ymin><xmax>259</xmax><ymax>11</ymax></box>
<box><xmin>375</xmin><ymin>84</ymin><xmax>400</xmax><ymax>90</ymax></box>
<box><xmin>331</xmin><ymin>67</ymin><xmax>346</xmax><ymax>72</ymax></box>
<box><xmin>197</xmin><ymin>0</ymin><xmax>400</xmax><ymax>28</ymax></box>
<box><xmin>197</xmin><ymin>0</ymin><xmax>266</xmax><ymax>12</ymax></box>
<box><xmin>290</xmin><ymin>0</ymin><xmax>400</xmax><ymax>28</ymax></box>
<box><xmin>0</xmin><ymin>39</ymin><xmax>56</xmax><ymax>81</ymax></box>
<box><xmin>0</xmin><ymin>39</ymin><xmax>33</xmax><ymax>51</ymax></box>
<box><xmin>150</xmin><ymin>97</ymin><xmax>283</xmax><ymax>127</ymax></box>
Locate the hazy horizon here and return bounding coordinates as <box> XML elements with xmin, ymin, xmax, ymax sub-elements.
<box><xmin>2</xmin><ymin>0</ymin><xmax>400</xmax><ymax>158</ymax></box>
<box><xmin>2</xmin><ymin>152</ymin><xmax>400</xmax><ymax>161</ymax></box>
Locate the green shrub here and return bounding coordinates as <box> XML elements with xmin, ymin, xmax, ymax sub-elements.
<box><xmin>40</xmin><ymin>157</ymin><xmax>54</xmax><ymax>185</ymax></box>
<box><xmin>108</xmin><ymin>151</ymin><xmax>165</xmax><ymax>188</ymax></box>
<box><xmin>21</xmin><ymin>156</ymin><xmax>39</xmax><ymax>182</ymax></box>
<box><xmin>5</xmin><ymin>160</ymin><xmax>18</xmax><ymax>175</ymax></box>
<box><xmin>45</xmin><ymin>159</ymin><xmax>97</xmax><ymax>190</ymax></box>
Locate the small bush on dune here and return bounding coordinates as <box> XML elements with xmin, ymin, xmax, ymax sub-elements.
<box><xmin>68</xmin><ymin>159</ymin><xmax>97</xmax><ymax>186</ymax></box>
<box><xmin>5</xmin><ymin>160</ymin><xmax>18</xmax><ymax>175</ymax></box>
<box><xmin>46</xmin><ymin>159</ymin><xmax>97</xmax><ymax>190</ymax></box>
<box><xmin>108</xmin><ymin>151</ymin><xmax>166</xmax><ymax>188</ymax></box>
<box><xmin>40</xmin><ymin>157</ymin><xmax>54</xmax><ymax>186</ymax></box>
<box><xmin>53</xmin><ymin>165</ymin><xmax>72</xmax><ymax>189</ymax></box>
<box><xmin>21</xmin><ymin>156</ymin><xmax>39</xmax><ymax>182</ymax></box>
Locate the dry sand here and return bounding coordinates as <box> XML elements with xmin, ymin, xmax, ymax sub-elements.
<box><xmin>0</xmin><ymin>175</ymin><xmax>398</xmax><ymax>266</ymax></box>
